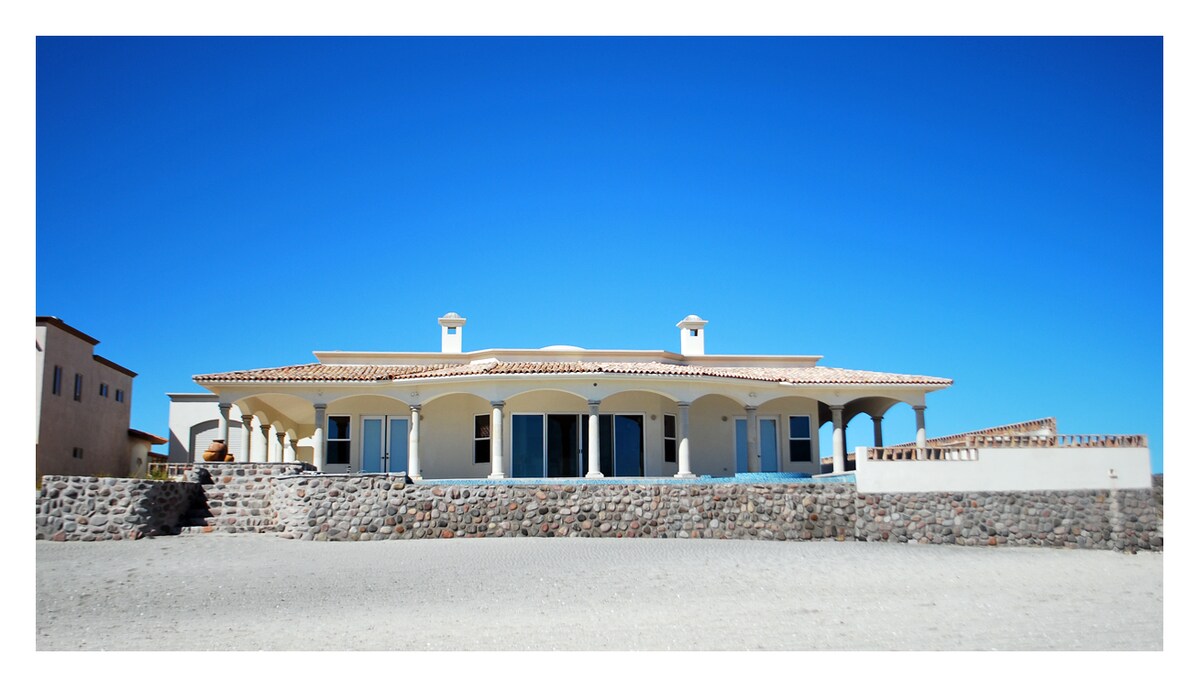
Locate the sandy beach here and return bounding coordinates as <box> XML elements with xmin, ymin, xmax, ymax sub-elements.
<box><xmin>36</xmin><ymin>536</ymin><xmax>1162</xmax><ymax>651</ymax></box>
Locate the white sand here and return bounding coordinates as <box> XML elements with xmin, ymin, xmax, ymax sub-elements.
<box><xmin>36</xmin><ymin>536</ymin><xmax>1162</xmax><ymax>651</ymax></box>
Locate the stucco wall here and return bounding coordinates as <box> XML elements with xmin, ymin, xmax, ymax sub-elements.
<box><xmin>36</xmin><ymin>325</ymin><xmax>134</xmax><ymax>479</ymax></box>
<box><xmin>856</xmin><ymin>447</ymin><xmax>1154</xmax><ymax>493</ymax></box>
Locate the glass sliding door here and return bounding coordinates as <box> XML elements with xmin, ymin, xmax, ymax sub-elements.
<box><xmin>510</xmin><ymin>413</ymin><xmax>645</xmax><ymax>478</ymax></box>
<box><xmin>512</xmin><ymin>414</ymin><xmax>545</xmax><ymax>478</ymax></box>
<box><xmin>612</xmin><ymin>414</ymin><xmax>644</xmax><ymax>477</ymax></box>
<box><xmin>547</xmin><ymin>414</ymin><xmax>581</xmax><ymax>478</ymax></box>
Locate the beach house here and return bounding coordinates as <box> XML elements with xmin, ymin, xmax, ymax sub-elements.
<box><xmin>176</xmin><ymin>313</ymin><xmax>952</xmax><ymax>479</ymax></box>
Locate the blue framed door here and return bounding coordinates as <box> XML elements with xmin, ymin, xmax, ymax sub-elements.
<box><xmin>735</xmin><ymin>417</ymin><xmax>780</xmax><ymax>473</ymax></box>
<box><xmin>362</xmin><ymin>416</ymin><xmax>409</xmax><ymax>473</ymax></box>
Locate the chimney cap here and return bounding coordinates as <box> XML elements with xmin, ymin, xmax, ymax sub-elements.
<box><xmin>676</xmin><ymin>314</ymin><xmax>708</xmax><ymax>329</ymax></box>
<box><xmin>438</xmin><ymin>312</ymin><xmax>466</xmax><ymax>326</ymax></box>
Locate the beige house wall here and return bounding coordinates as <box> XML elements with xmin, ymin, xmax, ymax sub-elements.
<box><xmin>36</xmin><ymin>323</ymin><xmax>134</xmax><ymax>479</ymax></box>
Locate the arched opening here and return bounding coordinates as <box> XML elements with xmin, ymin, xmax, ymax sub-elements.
<box><xmin>319</xmin><ymin>393</ymin><xmax>413</xmax><ymax>474</ymax></box>
<box><xmin>816</xmin><ymin>396</ymin><xmax>905</xmax><ymax>472</ymax></box>
<box><xmin>419</xmin><ymin>392</ymin><xmax>493</xmax><ymax>479</ymax></box>
<box><xmin>757</xmin><ymin>395</ymin><xmax>823</xmax><ymax>475</ymax></box>
<box><xmin>688</xmin><ymin>392</ymin><xmax>748</xmax><ymax>478</ymax></box>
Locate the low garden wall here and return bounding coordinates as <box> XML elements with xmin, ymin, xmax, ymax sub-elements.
<box><xmin>35</xmin><ymin>468</ymin><xmax>1163</xmax><ymax>551</ymax></box>
<box><xmin>856</xmin><ymin>489</ymin><xmax>1161</xmax><ymax>551</ymax></box>
<box><xmin>36</xmin><ymin>475</ymin><xmax>202</xmax><ymax>541</ymax></box>
<box><xmin>272</xmin><ymin>478</ymin><xmax>857</xmax><ymax>541</ymax></box>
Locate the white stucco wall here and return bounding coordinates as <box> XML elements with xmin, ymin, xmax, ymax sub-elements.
<box><xmin>855</xmin><ymin>446</ymin><xmax>1153</xmax><ymax>493</ymax></box>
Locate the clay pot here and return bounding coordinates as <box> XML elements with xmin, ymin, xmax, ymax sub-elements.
<box><xmin>202</xmin><ymin>439</ymin><xmax>228</xmax><ymax>462</ymax></box>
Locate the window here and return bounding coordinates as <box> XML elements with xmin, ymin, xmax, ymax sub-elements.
<box><xmin>689</xmin><ymin>329</ymin><xmax>698</xmax><ymax>337</ymax></box>
<box><xmin>789</xmin><ymin>416</ymin><xmax>813</xmax><ymax>463</ymax></box>
<box><xmin>115</xmin><ymin>389</ymin><xmax>125</xmax><ymax>403</ymax></box>
<box><xmin>447</xmin><ymin>326</ymin><xmax>457</xmax><ymax>334</ymax></box>
<box><xmin>73</xmin><ymin>374</ymin><xmax>83</xmax><ymax>402</ymax></box>
<box><xmin>52</xmin><ymin>366</ymin><xmax>62</xmax><ymax>395</ymax></box>
<box><xmin>663</xmin><ymin>414</ymin><xmax>677</xmax><ymax>463</ymax></box>
<box><xmin>474</xmin><ymin>414</ymin><xmax>491</xmax><ymax>463</ymax></box>
<box><xmin>99</xmin><ymin>383</ymin><xmax>109</xmax><ymax>397</ymax></box>
<box><xmin>72</xmin><ymin>447</ymin><xmax>83</xmax><ymax>459</ymax></box>
<box><xmin>326</xmin><ymin>415</ymin><xmax>351</xmax><ymax>464</ymax></box>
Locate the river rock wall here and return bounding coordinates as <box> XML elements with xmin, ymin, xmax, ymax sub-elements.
<box><xmin>36</xmin><ymin>475</ymin><xmax>203</xmax><ymax>541</ymax></box>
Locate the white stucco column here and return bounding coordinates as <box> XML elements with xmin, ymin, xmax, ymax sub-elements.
<box><xmin>489</xmin><ymin>401</ymin><xmax>506</xmax><ymax>479</ymax></box>
<box><xmin>312</xmin><ymin>403</ymin><xmax>327</xmax><ymax>471</ymax></box>
<box><xmin>745</xmin><ymin>405</ymin><xmax>759</xmax><ymax>473</ymax></box>
<box><xmin>409</xmin><ymin>404</ymin><xmax>422</xmax><ymax>480</ymax></box>
<box><xmin>253</xmin><ymin>422</ymin><xmax>270</xmax><ymax>463</ymax></box>
<box><xmin>586</xmin><ymin>400</ymin><xmax>603</xmax><ymax>478</ymax></box>
<box><xmin>284</xmin><ymin>437</ymin><xmax>297</xmax><ymax>463</ymax></box>
<box><xmin>217</xmin><ymin>403</ymin><xmax>231</xmax><ymax>443</ymax></box>
<box><xmin>675</xmin><ymin>402</ymin><xmax>694</xmax><ymax>478</ymax></box>
<box><xmin>240</xmin><ymin>414</ymin><xmax>254</xmax><ymax>463</ymax></box>
<box><xmin>914</xmin><ymin>405</ymin><xmax>927</xmax><ymax>449</ymax></box>
<box><xmin>274</xmin><ymin>431</ymin><xmax>286</xmax><ymax>464</ymax></box>
<box><xmin>871</xmin><ymin>415</ymin><xmax>884</xmax><ymax>448</ymax></box>
<box><xmin>831</xmin><ymin>405</ymin><xmax>846</xmax><ymax>473</ymax></box>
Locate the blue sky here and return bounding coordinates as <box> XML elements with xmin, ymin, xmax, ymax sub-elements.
<box><xmin>35</xmin><ymin>37</ymin><xmax>1163</xmax><ymax>471</ymax></box>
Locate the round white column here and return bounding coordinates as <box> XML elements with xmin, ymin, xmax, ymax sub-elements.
<box><xmin>217</xmin><ymin>403</ymin><xmax>231</xmax><ymax>443</ymax></box>
<box><xmin>274</xmin><ymin>431</ymin><xmax>286</xmax><ymax>464</ymax></box>
<box><xmin>409</xmin><ymin>404</ymin><xmax>422</xmax><ymax>480</ymax></box>
<box><xmin>586</xmin><ymin>401</ymin><xmax>603</xmax><ymax>478</ymax></box>
<box><xmin>312</xmin><ymin>403</ymin><xmax>327</xmax><ymax>471</ymax></box>
<box><xmin>745</xmin><ymin>405</ymin><xmax>759</xmax><ymax>473</ymax></box>
<box><xmin>254</xmin><ymin>422</ymin><xmax>270</xmax><ymax>463</ymax></box>
<box><xmin>831</xmin><ymin>405</ymin><xmax>846</xmax><ymax>473</ymax></box>
<box><xmin>674</xmin><ymin>402</ymin><xmax>694</xmax><ymax>478</ymax></box>
<box><xmin>914</xmin><ymin>404</ymin><xmax>927</xmax><ymax>449</ymax></box>
<box><xmin>283</xmin><ymin>437</ymin><xmax>297</xmax><ymax>463</ymax></box>
<box><xmin>240</xmin><ymin>414</ymin><xmax>254</xmax><ymax>463</ymax></box>
<box><xmin>489</xmin><ymin>401</ymin><xmax>506</xmax><ymax>479</ymax></box>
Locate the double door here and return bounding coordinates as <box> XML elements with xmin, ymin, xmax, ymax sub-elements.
<box><xmin>734</xmin><ymin>417</ymin><xmax>780</xmax><ymax>473</ymax></box>
<box><xmin>361</xmin><ymin>416</ymin><xmax>409</xmax><ymax>473</ymax></box>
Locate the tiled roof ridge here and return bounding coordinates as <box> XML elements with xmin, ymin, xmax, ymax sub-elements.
<box><xmin>890</xmin><ymin>417</ymin><xmax>1058</xmax><ymax>448</ymax></box>
<box><xmin>193</xmin><ymin>360</ymin><xmax>952</xmax><ymax>386</ymax></box>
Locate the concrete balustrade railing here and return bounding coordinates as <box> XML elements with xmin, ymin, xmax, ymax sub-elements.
<box><xmin>963</xmin><ymin>434</ymin><xmax>1147</xmax><ymax>449</ymax></box>
<box><xmin>862</xmin><ymin>447</ymin><xmax>979</xmax><ymax>462</ymax></box>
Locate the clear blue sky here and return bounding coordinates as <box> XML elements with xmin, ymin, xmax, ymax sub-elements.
<box><xmin>35</xmin><ymin>37</ymin><xmax>1163</xmax><ymax>472</ymax></box>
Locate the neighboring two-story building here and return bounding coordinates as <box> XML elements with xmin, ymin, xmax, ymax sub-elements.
<box><xmin>35</xmin><ymin>316</ymin><xmax>165</xmax><ymax>480</ymax></box>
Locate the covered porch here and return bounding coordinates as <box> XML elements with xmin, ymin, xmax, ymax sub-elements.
<box><xmin>199</xmin><ymin>375</ymin><xmax>940</xmax><ymax>481</ymax></box>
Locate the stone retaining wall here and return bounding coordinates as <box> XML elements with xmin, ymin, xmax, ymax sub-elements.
<box><xmin>271</xmin><ymin>477</ymin><xmax>857</xmax><ymax>541</ymax></box>
<box><xmin>36</xmin><ymin>475</ymin><xmax>203</xmax><ymax>541</ymax></box>
<box><xmin>35</xmin><ymin>470</ymin><xmax>1163</xmax><ymax>551</ymax></box>
<box><xmin>185</xmin><ymin>463</ymin><xmax>315</xmax><ymax>533</ymax></box>
<box><xmin>856</xmin><ymin>489</ymin><xmax>1161</xmax><ymax>551</ymax></box>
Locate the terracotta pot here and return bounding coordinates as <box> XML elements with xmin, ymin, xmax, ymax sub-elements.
<box><xmin>202</xmin><ymin>439</ymin><xmax>228</xmax><ymax>462</ymax></box>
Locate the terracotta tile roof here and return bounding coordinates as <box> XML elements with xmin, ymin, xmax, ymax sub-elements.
<box><xmin>194</xmin><ymin>361</ymin><xmax>952</xmax><ymax>386</ymax></box>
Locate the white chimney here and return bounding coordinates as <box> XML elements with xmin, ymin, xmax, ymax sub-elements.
<box><xmin>676</xmin><ymin>314</ymin><xmax>708</xmax><ymax>356</ymax></box>
<box><xmin>438</xmin><ymin>312</ymin><xmax>466</xmax><ymax>353</ymax></box>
